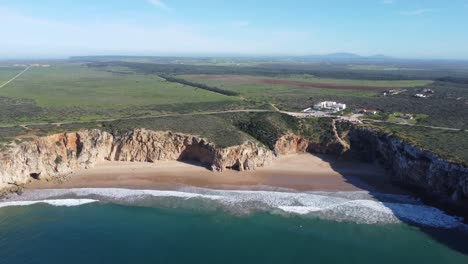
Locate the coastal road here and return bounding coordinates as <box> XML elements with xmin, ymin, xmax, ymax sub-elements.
<box><xmin>0</xmin><ymin>66</ymin><xmax>30</xmax><ymax>89</ymax></box>
<box><xmin>0</xmin><ymin>109</ymin><xmax>276</xmax><ymax>129</ymax></box>
<box><xmin>0</xmin><ymin>105</ymin><xmax>463</xmax><ymax>132</ymax></box>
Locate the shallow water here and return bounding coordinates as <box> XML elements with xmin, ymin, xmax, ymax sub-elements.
<box><xmin>0</xmin><ymin>188</ymin><xmax>467</xmax><ymax>264</ymax></box>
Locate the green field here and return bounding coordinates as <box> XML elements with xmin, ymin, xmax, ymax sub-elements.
<box><xmin>0</xmin><ymin>67</ymin><xmax>23</xmax><ymax>84</ymax></box>
<box><xmin>0</xmin><ymin>66</ymin><xmax>241</xmax><ymax>108</ymax></box>
<box><xmin>0</xmin><ymin>65</ymin><xmax>252</xmax><ymax>124</ymax></box>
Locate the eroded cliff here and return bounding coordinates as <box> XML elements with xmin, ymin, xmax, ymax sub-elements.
<box><xmin>1</xmin><ymin>122</ymin><xmax>467</xmax><ymax>217</ymax></box>
<box><xmin>348</xmin><ymin>126</ymin><xmax>468</xmax><ymax>212</ymax></box>
<box><xmin>0</xmin><ymin>129</ymin><xmax>280</xmax><ymax>190</ymax></box>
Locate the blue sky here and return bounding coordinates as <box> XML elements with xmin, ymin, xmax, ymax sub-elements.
<box><xmin>1</xmin><ymin>0</ymin><xmax>468</xmax><ymax>59</ymax></box>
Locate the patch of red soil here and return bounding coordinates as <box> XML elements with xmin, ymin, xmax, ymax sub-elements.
<box><xmin>183</xmin><ymin>74</ymin><xmax>391</xmax><ymax>91</ymax></box>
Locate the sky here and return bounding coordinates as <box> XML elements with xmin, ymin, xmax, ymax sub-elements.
<box><xmin>1</xmin><ymin>0</ymin><xmax>468</xmax><ymax>59</ymax></box>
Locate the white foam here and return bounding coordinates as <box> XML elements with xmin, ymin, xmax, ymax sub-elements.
<box><xmin>0</xmin><ymin>199</ymin><xmax>98</xmax><ymax>208</ymax></box>
<box><xmin>7</xmin><ymin>188</ymin><xmax>467</xmax><ymax>229</ymax></box>
<box><xmin>278</xmin><ymin>206</ymin><xmax>322</xmax><ymax>214</ymax></box>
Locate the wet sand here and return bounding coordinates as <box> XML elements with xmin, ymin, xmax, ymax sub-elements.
<box><xmin>27</xmin><ymin>154</ymin><xmax>402</xmax><ymax>193</ymax></box>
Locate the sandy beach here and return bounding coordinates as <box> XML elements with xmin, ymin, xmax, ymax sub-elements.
<box><xmin>27</xmin><ymin>154</ymin><xmax>401</xmax><ymax>193</ymax></box>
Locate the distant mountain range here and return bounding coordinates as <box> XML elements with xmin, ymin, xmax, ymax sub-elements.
<box><xmin>298</xmin><ymin>52</ymin><xmax>395</xmax><ymax>61</ymax></box>
<box><xmin>69</xmin><ymin>53</ymin><xmax>468</xmax><ymax>66</ymax></box>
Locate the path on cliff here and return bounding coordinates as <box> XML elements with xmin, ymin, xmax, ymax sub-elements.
<box><xmin>360</xmin><ymin>119</ymin><xmax>464</xmax><ymax>132</ymax></box>
<box><xmin>0</xmin><ymin>66</ymin><xmax>30</xmax><ymax>89</ymax></box>
<box><xmin>332</xmin><ymin>119</ymin><xmax>350</xmax><ymax>150</ymax></box>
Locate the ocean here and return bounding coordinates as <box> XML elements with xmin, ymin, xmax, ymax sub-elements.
<box><xmin>0</xmin><ymin>188</ymin><xmax>467</xmax><ymax>264</ymax></box>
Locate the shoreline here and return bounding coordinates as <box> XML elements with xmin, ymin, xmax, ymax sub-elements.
<box><xmin>5</xmin><ymin>153</ymin><xmax>467</xmax><ymax>230</ymax></box>
<box><xmin>26</xmin><ymin>153</ymin><xmax>404</xmax><ymax>194</ymax></box>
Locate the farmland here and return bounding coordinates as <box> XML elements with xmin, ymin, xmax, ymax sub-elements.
<box><xmin>0</xmin><ymin>67</ymin><xmax>23</xmax><ymax>84</ymax></box>
<box><xmin>0</xmin><ymin>65</ymin><xmax>252</xmax><ymax>125</ymax></box>
<box><xmin>0</xmin><ymin>66</ymin><xmax>242</xmax><ymax>108</ymax></box>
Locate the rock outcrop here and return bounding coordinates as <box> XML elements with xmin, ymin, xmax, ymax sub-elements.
<box><xmin>109</xmin><ymin>130</ymin><xmax>216</xmax><ymax>165</ymax></box>
<box><xmin>213</xmin><ymin>142</ymin><xmax>274</xmax><ymax>171</ymax></box>
<box><xmin>0</xmin><ymin>130</ymin><xmax>113</xmax><ymax>190</ymax></box>
<box><xmin>274</xmin><ymin>134</ymin><xmax>309</xmax><ymax>155</ymax></box>
<box><xmin>274</xmin><ymin>132</ymin><xmax>347</xmax><ymax>156</ymax></box>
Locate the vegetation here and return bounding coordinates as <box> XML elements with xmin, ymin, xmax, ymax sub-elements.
<box><xmin>178</xmin><ymin>74</ymin><xmax>467</xmax><ymax>129</ymax></box>
<box><xmin>223</xmin><ymin>112</ymin><xmax>300</xmax><ymax>149</ymax></box>
<box><xmin>366</xmin><ymin>122</ymin><xmax>468</xmax><ymax>166</ymax></box>
<box><xmin>54</xmin><ymin>155</ymin><xmax>63</xmax><ymax>164</ymax></box>
<box><xmin>0</xmin><ymin>67</ymin><xmax>22</xmax><ymax>83</ymax></box>
<box><xmin>160</xmin><ymin>75</ymin><xmax>240</xmax><ymax>96</ymax></box>
<box><xmin>0</xmin><ymin>112</ymin><xmax>334</xmax><ymax>150</ymax></box>
<box><xmin>436</xmin><ymin>77</ymin><xmax>468</xmax><ymax>85</ymax></box>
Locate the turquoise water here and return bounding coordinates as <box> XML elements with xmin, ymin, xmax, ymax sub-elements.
<box><xmin>1</xmin><ymin>203</ymin><xmax>467</xmax><ymax>264</ymax></box>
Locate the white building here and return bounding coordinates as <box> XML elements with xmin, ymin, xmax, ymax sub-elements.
<box><xmin>313</xmin><ymin>101</ymin><xmax>347</xmax><ymax>111</ymax></box>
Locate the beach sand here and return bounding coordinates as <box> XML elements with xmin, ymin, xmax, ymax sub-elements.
<box><xmin>27</xmin><ymin>154</ymin><xmax>402</xmax><ymax>193</ymax></box>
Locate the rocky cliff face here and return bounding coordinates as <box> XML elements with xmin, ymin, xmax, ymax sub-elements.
<box><xmin>0</xmin><ymin>129</ymin><xmax>278</xmax><ymax>190</ymax></box>
<box><xmin>274</xmin><ymin>133</ymin><xmax>346</xmax><ymax>156</ymax></box>
<box><xmin>213</xmin><ymin>142</ymin><xmax>274</xmax><ymax>171</ymax></box>
<box><xmin>348</xmin><ymin>126</ymin><xmax>468</xmax><ymax>211</ymax></box>
<box><xmin>0</xmin><ymin>130</ymin><xmax>113</xmax><ymax>190</ymax></box>
<box><xmin>274</xmin><ymin>134</ymin><xmax>310</xmax><ymax>155</ymax></box>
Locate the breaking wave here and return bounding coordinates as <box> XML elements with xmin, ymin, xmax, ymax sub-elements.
<box><xmin>2</xmin><ymin>187</ymin><xmax>465</xmax><ymax>229</ymax></box>
<box><xmin>0</xmin><ymin>199</ymin><xmax>98</xmax><ymax>208</ymax></box>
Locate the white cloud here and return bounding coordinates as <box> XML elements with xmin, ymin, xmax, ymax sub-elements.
<box><xmin>147</xmin><ymin>0</ymin><xmax>172</xmax><ymax>11</ymax></box>
<box><xmin>400</xmin><ymin>9</ymin><xmax>433</xmax><ymax>16</ymax></box>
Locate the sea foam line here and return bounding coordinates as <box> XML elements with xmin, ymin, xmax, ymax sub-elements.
<box><xmin>6</xmin><ymin>188</ymin><xmax>467</xmax><ymax>229</ymax></box>
<box><xmin>0</xmin><ymin>199</ymin><xmax>98</xmax><ymax>208</ymax></box>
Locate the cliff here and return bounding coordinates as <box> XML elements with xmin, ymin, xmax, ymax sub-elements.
<box><xmin>0</xmin><ymin>129</ymin><xmax>277</xmax><ymax>190</ymax></box>
<box><xmin>1</xmin><ymin>123</ymin><xmax>467</xmax><ymax>216</ymax></box>
<box><xmin>0</xmin><ymin>120</ymin><xmax>367</xmax><ymax>193</ymax></box>
<box><xmin>348</xmin><ymin>126</ymin><xmax>468</xmax><ymax>213</ymax></box>
<box><xmin>0</xmin><ymin>130</ymin><xmax>113</xmax><ymax>191</ymax></box>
